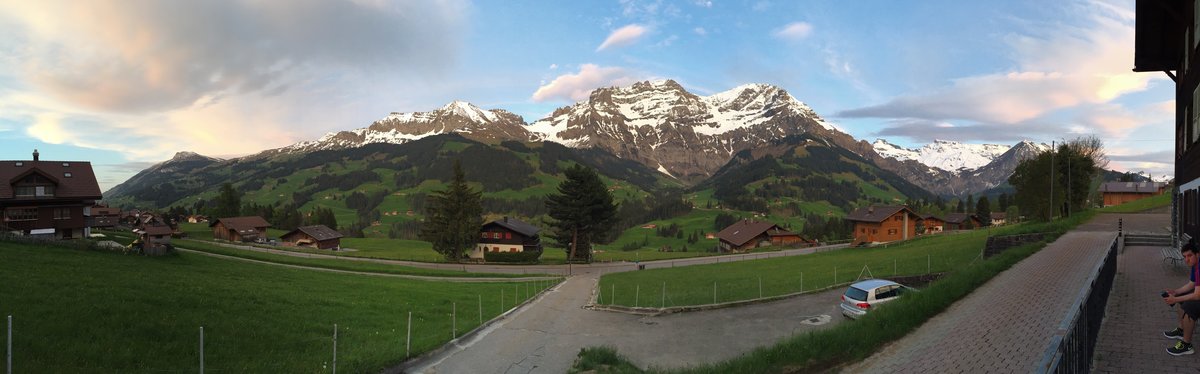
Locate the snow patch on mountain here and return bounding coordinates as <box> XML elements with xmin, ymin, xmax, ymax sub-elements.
<box><xmin>872</xmin><ymin>139</ymin><xmax>1011</xmax><ymax>172</ymax></box>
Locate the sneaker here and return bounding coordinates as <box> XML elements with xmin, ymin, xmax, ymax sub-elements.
<box><xmin>1168</xmin><ymin>341</ymin><xmax>1195</xmax><ymax>356</ymax></box>
<box><xmin>1165</xmin><ymin>327</ymin><xmax>1186</xmax><ymax>340</ymax></box>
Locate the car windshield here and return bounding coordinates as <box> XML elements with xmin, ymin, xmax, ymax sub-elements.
<box><xmin>844</xmin><ymin>286</ymin><xmax>869</xmax><ymax>301</ymax></box>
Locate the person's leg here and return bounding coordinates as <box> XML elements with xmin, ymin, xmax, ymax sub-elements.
<box><xmin>1170</xmin><ymin>301</ymin><xmax>1200</xmax><ymax>355</ymax></box>
<box><xmin>1185</xmin><ymin>314</ymin><xmax>1195</xmax><ymax>344</ymax></box>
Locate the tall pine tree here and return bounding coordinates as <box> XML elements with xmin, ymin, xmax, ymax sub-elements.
<box><xmin>213</xmin><ymin>183</ymin><xmax>241</xmax><ymax>218</ymax></box>
<box><xmin>420</xmin><ymin>160</ymin><xmax>483</xmax><ymax>261</ymax></box>
<box><xmin>975</xmin><ymin>196</ymin><xmax>992</xmax><ymax>226</ymax></box>
<box><xmin>545</xmin><ymin>164</ymin><xmax>618</xmax><ymax>262</ymax></box>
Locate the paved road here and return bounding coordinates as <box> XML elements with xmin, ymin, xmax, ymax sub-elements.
<box><xmin>844</xmin><ymin>213</ymin><xmax>1155</xmax><ymax>373</ymax></box>
<box><xmin>404</xmin><ymin>270</ymin><xmax>844</xmax><ymax>373</ymax></box>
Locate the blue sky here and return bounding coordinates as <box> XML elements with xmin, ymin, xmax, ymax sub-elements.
<box><xmin>0</xmin><ymin>0</ymin><xmax>1175</xmax><ymax>191</ymax></box>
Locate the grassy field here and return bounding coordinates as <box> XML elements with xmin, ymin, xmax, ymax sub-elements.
<box><xmin>0</xmin><ymin>241</ymin><xmax>556</xmax><ymax>373</ymax></box>
<box><xmin>596</xmin><ymin>219</ymin><xmax>1048</xmax><ymax>308</ymax></box>
<box><xmin>574</xmin><ymin>212</ymin><xmax>1098</xmax><ymax>373</ymax></box>
<box><xmin>1097</xmin><ymin>192</ymin><xmax>1171</xmax><ymax>213</ymax></box>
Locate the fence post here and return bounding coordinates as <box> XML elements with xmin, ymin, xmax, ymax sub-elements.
<box><xmin>478</xmin><ymin>295</ymin><xmax>483</xmax><ymax>325</ymax></box>
<box><xmin>635</xmin><ymin>285</ymin><xmax>640</xmax><ymax>307</ymax></box>
<box><xmin>800</xmin><ymin>272</ymin><xmax>804</xmax><ymax>292</ymax></box>
<box><xmin>501</xmin><ymin>289</ymin><xmax>505</xmax><ymax>311</ymax></box>
<box><xmin>758</xmin><ymin>277</ymin><xmax>762</xmax><ymax>299</ymax></box>
<box><xmin>7</xmin><ymin>315</ymin><xmax>11</xmax><ymax>374</ymax></box>
<box><xmin>713</xmin><ymin>281</ymin><xmax>717</xmax><ymax>304</ymax></box>
<box><xmin>894</xmin><ymin>259</ymin><xmax>897</xmax><ymax>275</ymax></box>
<box><xmin>834</xmin><ymin>266</ymin><xmax>838</xmax><ymax>284</ymax></box>
<box><xmin>514</xmin><ymin>285</ymin><xmax>518</xmax><ymax>305</ymax></box>
<box><xmin>927</xmin><ymin>254</ymin><xmax>931</xmax><ymax>274</ymax></box>
<box><xmin>406</xmin><ymin>312</ymin><xmax>412</xmax><ymax>358</ymax></box>
<box><xmin>661</xmin><ymin>282</ymin><xmax>666</xmax><ymax>308</ymax></box>
<box><xmin>332</xmin><ymin>324</ymin><xmax>338</xmax><ymax>374</ymax></box>
<box><xmin>199</xmin><ymin>326</ymin><xmax>204</xmax><ymax>374</ymax></box>
<box><xmin>452</xmin><ymin>302</ymin><xmax>457</xmax><ymax>340</ymax></box>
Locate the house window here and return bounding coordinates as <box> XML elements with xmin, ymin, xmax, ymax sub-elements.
<box><xmin>492</xmin><ymin>246</ymin><xmax>500</xmax><ymax>252</ymax></box>
<box><xmin>505</xmin><ymin>232</ymin><xmax>512</xmax><ymax>239</ymax></box>
<box><xmin>481</xmin><ymin>232</ymin><xmax>487</xmax><ymax>239</ymax></box>
<box><xmin>872</xmin><ymin>229</ymin><xmax>878</xmax><ymax>234</ymax></box>
<box><xmin>894</xmin><ymin>216</ymin><xmax>902</xmax><ymax>221</ymax></box>
<box><xmin>860</xmin><ymin>228</ymin><xmax>866</xmax><ymax>233</ymax></box>
<box><xmin>5</xmin><ymin>208</ymin><xmax>38</xmax><ymax>221</ymax></box>
<box><xmin>54</xmin><ymin>208</ymin><xmax>70</xmax><ymax>220</ymax></box>
<box><xmin>493</xmin><ymin>232</ymin><xmax>501</xmax><ymax>239</ymax></box>
<box><xmin>888</xmin><ymin>229</ymin><xmax>897</xmax><ymax>235</ymax></box>
<box><xmin>63</xmin><ymin>172</ymin><xmax>72</xmax><ymax>178</ymax></box>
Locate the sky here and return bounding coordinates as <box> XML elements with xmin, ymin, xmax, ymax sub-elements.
<box><xmin>0</xmin><ymin>0</ymin><xmax>1176</xmax><ymax>192</ymax></box>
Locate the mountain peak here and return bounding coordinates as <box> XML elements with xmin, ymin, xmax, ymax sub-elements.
<box><xmin>169</xmin><ymin>151</ymin><xmax>217</xmax><ymax>162</ymax></box>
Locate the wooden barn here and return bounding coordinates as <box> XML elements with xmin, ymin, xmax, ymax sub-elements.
<box><xmin>281</xmin><ymin>225</ymin><xmax>343</xmax><ymax>250</ymax></box>
<box><xmin>944</xmin><ymin>213</ymin><xmax>984</xmax><ymax>231</ymax></box>
<box><xmin>715</xmin><ymin>219</ymin><xmax>809</xmax><ymax>253</ymax></box>
<box><xmin>1099</xmin><ymin>181</ymin><xmax>1167</xmax><ymax>207</ymax></box>
<box><xmin>472</xmin><ymin>217</ymin><xmax>543</xmax><ymax>260</ymax></box>
<box><xmin>919</xmin><ymin>214</ymin><xmax>945</xmax><ymax>234</ymax></box>
<box><xmin>845</xmin><ymin>205</ymin><xmax>920</xmax><ymax>245</ymax></box>
<box><xmin>209</xmin><ymin>216</ymin><xmax>270</xmax><ymax>242</ymax></box>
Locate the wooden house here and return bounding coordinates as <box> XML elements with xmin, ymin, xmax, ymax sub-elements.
<box><xmin>473</xmin><ymin>217</ymin><xmax>543</xmax><ymax>260</ymax></box>
<box><xmin>136</xmin><ymin>225</ymin><xmax>173</xmax><ymax>247</ymax></box>
<box><xmin>1134</xmin><ymin>1</ymin><xmax>1200</xmax><ymax>244</ymax></box>
<box><xmin>944</xmin><ymin>213</ymin><xmax>984</xmax><ymax>231</ymax></box>
<box><xmin>715</xmin><ymin>219</ymin><xmax>809</xmax><ymax>253</ymax></box>
<box><xmin>0</xmin><ymin>150</ymin><xmax>102</xmax><ymax>239</ymax></box>
<box><xmin>209</xmin><ymin>216</ymin><xmax>271</xmax><ymax>242</ymax></box>
<box><xmin>281</xmin><ymin>225</ymin><xmax>343</xmax><ymax>250</ymax></box>
<box><xmin>1099</xmin><ymin>181</ymin><xmax>1167</xmax><ymax>207</ymax></box>
<box><xmin>919</xmin><ymin>214</ymin><xmax>945</xmax><ymax>234</ymax></box>
<box><xmin>88</xmin><ymin>205</ymin><xmax>120</xmax><ymax>228</ymax></box>
<box><xmin>990</xmin><ymin>212</ymin><xmax>1008</xmax><ymax>226</ymax></box>
<box><xmin>844</xmin><ymin>205</ymin><xmax>920</xmax><ymax>245</ymax></box>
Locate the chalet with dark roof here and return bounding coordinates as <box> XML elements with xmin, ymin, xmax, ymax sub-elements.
<box><xmin>944</xmin><ymin>213</ymin><xmax>984</xmax><ymax>231</ymax></box>
<box><xmin>989</xmin><ymin>212</ymin><xmax>1008</xmax><ymax>226</ymax></box>
<box><xmin>715</xmin><ymin>219</ymin><xmax>809</xmax><ymax>253</ymax></box>
<box><xmin>919</xmin><ymin>214</ymin><xmax>945</xmax><ymax>234</ymax></box>
<box><xmin>209</xmin><ymin>216</ymin><xmax>271</xmax><ymax>242</ymax></box>
<box><xmin>844</xmin><ymin>205</ymin><xmax>920</xmax><ymax>245</ymax></box>
<box><xmin>1099</xmin><ymin>181</ymin><xmax>1167</xmax><ymax>207</ymax></box>
<box><xmin>88</xmin><ymin>205</ymin><xmax>120</xmax><ymax>228</ymax></box>
<box><xmin>282</xmin><ymin>225</ymin><xmax>343</xmax><ymax>250</ymax></box>
<box><xmin>0</xmin><ymin>150</ymin><xmax>102</xmax><ymax>239</ymax></box>
<box><xmin>473</xmin><ymin>217</ymin><xmax>542</xmax><ymax>260</ymax></box>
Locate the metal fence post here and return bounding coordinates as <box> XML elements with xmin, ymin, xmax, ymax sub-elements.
<box><xmin>661</xmin><ymin>282</ymin><xmax>666</xmax><ymax>308</ymax></box>
<box><xmin>800</xmin><ymin>272</ymin><xmax>804</xmax><ymax>292</ymax></box>
<box><xmin>406</xmin><ymin>312</ymin><xmax>412</xmax><ymax>358</ymax></box>
<box><xmin>8</xmin><ymin>315</ymin><xmax>12</xmax><ymax>374</ymax></box>
<box><xmin>478</xmin><ymin>295</ymin><xmax>483</xmax><ymax>325</ymax></box>
<box><xmin>199</xmin><ymin>326</ymin><xmax>204</xmax><ymax>374</ymax></box>
<box><xmin>612</xmin><ymin>284</ymin><xmax>616</xmax><ymax>306</ymax></box>
<box><xmin>635</xmin><ymin>285</ymin><xmax>640</xmax><ymax>307</ymax></box>
<box><xmin>713</xmin><ymin>281</ymin><xmax>717</xmax><ymax>304</ymax></box>
<box><xmin>501</xmin><ymin>289</ymin><xmax>505</xmax><ymax>311</ymax></box>
<box><xmin>452</xmin><ymin>302</ymin><xmax>457</xmax><ymax>339</ymax></box>
<box><xmin>834</xmin><ymin>266</ymin><xmax>838</xmax><ymax>284</ymax></box>
<box><xmin>332</xmin><ymin>324</ymin><xmax>338</xmax><ymax>374</ymax></box>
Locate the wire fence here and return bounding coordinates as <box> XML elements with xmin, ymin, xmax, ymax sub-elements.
<box><xmin>596</xmin><ymin>252</ymin><xmax>979</xmax><ymax>308</ymax></box>
<box><xmin>1</xmin><ymin>279</ymin><xmax>561</xmax><ymax>373</ymax></box>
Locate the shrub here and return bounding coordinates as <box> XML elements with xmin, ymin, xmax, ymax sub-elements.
<box><xmin>484</xmin><ymin>248</ymin><xmax>543</xmax><ymax>263</ymax></box>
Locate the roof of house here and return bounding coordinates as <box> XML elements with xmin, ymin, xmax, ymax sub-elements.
<box><xmin>845</xmin><ymin>205</ymin><xmax>917</xmax><ymax>223</ymax></box>
<box><xmin>284</xmin><ymin>225</ymin><xmax>343</xmax><ymax>241</ymax></box>
<box><xmin>944</xmin><ymin>213</ymin><xmax>981</xmax><ymax>224</ymax></box>
<box><xmin>92</xmin><ymin>206</ymin><xmax>121</xmax><ymax>216</ymax></box>
<box><xmin>991</xmin><ymin>212</ymin><xmax>1007</xmax><ymax>219</ymax></box>
<box><xmin>209</xmin><ymin>216</ymin><xmax>271</xmax><ymax>231</ymax></box>
<box><xmin>482</xmin><ymin>217</ymin><xmax>540</xmax><ymax>237</ymax></box>
<box><xmin>140</xmin><ymin>225</ymin><xmax>174</xmax><ymax>236</ymax></box>
<box><xmin>1099</xmin><ymin>181</ymin><xmax>1165</xmax><ymax>194</ymax></box>
<box><xmin>716</xmin><ymin>219</ymin><xmax>795</xmax><ymax>247</ymax></box>
<box><xmin>919</xmin><ymin>214</ymin><xmax>944</xmax><ymax>221</ymax></box>
<box><xmin>0</xmin><ymin>156</ymin><xmax>102</xmax><ymax>200</ymax></box>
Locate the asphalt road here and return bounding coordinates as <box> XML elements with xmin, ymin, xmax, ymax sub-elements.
<box><xmin>404</xmin><ymin>271</ymin><xmax>845</xmax><ymax>373</ymax></box>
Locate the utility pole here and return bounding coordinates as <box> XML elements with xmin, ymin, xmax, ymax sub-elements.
<box><xmin>1050</xmin><ymin>141</ymin><xmax>1055</xmax><ymax>221</ymax></box>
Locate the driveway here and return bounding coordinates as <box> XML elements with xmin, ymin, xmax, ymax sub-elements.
<box><xmin>403</xmin><ymin>271</ymin><xmax>844</xmax><ymax>373</ymax></box>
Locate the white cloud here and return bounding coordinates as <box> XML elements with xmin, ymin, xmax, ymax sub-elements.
<box><xmin>693</xmin><ymin>1</ymin><xmax>713</xmax><ymax>8</ymax></box>
<box><xmin>597</xmin><ymin>24</ymin><xmax>649</xmax><ymax>51</ymax></box>
<box><xmin>531</xmin><ymin>64</ymin><xmax>641</xmax><ymax>102</ymax></box>
<box><xmin>693</xmin><ymin>27</ymin><xmax>707</xmax><ymax>36</ymax></box>
<box><xmin>549</xmin><ymin>63</ymin><xmax>559</xmax><ymax>70</ymax></box>
<box><xmin>774</xmin><ymin>22</ymin><xmax>813</xmax><ymax>41</ymax></box>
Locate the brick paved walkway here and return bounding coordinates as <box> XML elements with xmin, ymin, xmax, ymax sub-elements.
<box><xmin>846</xmin><ymin>216</ymin><xmax>1123</xmax><ymax>373</ymax></box>
<box><xmin>1092</xmin><ymin>214</ymin><xmax>1195</xmax><ymax>372</ymax></box>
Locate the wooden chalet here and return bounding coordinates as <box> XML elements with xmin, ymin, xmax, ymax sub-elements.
<box><xmin>944</xmin><ymin>213</ymin><xmax>984</xmax><ymax>231</ymax></box>
<box><xmin>209</xmin><ymin>216</ymin><xmax>271</xmax><ymax>242</ymax></box>
<box><xmin>281</xmin><ymin>225</ymin><xmax>343</xmax><ymax>250</ymax></box>
<box><xmin>1134</xmin><ymin>1</ymin><xmax>1199</xmax><ymax>245</ymax></box>
<box><xmin>844</xmin><ymin>205</ymin><xmax>920</xmax><ymax>245</ymax></box>
<box><xmin>990</xmin><ymin>212</ymin><xmax>1008</xmax><ymax>226</ymax></box>
<box><xmin>1099</xmin><ymin>181</ymin><xmax>1167</xmax><ymax>207</ymax></box>
<box><xmin>919</xmin><ymin>214</ymin><xmax>945</xmax><ymax>234</ymax></box>
<box><xmin>0</xmin><ymin>150</ymin><xmax>103</xmax><ymax>239</ymax></box>
<box><xmin>88</xmin><ymin>205</ymin><xmax>120</xmax><ymax>228</ymax></box>
<box><xmin>136</xmin><ymin>225</ymin><xmax>173</xmax><ymax>247</ymax></box>
<box><xmin>473</xmin><ymin>217</ymin><xmax>542</xmax><ymax>260</ymax></box>
<box><xmin>715</xmin><ymin>219</ymin><xmax>809</xmax><ymax>253</ymax></box>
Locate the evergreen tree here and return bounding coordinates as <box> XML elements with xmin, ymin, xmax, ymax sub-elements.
<box><xmin>998</xmin><ymin>193</ymin><xmax>1009</xmax><ymax>212</ymax></box>
<box><xmin>545</xmin><ymin>164</ymin><xmax>618</xmax><ymax>262</ymax></box>
<box><xmin>213</xmin><ymin>183</ymin><xmax>241</xmax><ymax>218</ymax></box>
<box><xmin>1009</xmin><ymin>136</ymin><xmax>1104</xmax><ymax>221</ymax></box>
<box><xmin>966</xmin><ymin>194</ymin><xmax>975</xmax><ymax>214</ymax></box>
<box><xmin>420</xmin><ymin>160</ymin><xmax>483</xmax><ymax>261</ymax></box>
<box><xmin>975</xmin><ymin>196</ymin><xmax>992</xmax><ymax>226</ymax></box>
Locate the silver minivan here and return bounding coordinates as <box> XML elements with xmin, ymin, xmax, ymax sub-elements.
<box><xmin>839</xmin><ymin>279</ymin><xmax>912</xmax><ymax>319</ymax></box>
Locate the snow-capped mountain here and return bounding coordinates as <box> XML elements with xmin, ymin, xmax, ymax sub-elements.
<box><xmin>103</xmin><ymin>151</ymin><xmax>221</xmax><ymax>197</ymax></box>
<box><xmin>279</xmin><ymin>100</ymin><xmax>536</xmax><ymax>153</ymax></box>
<box><xmin>872</xmin><ymin>139</ymin><xmax>1017</xmax><ymax>172</ymax></box>
<box><xmin>525</xmin><ymin>80</ymin><xmax>844</xmax><ymax>180</ymax></box>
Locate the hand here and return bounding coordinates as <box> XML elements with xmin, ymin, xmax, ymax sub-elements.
<box><xmin>1166</xmin><ymin>289</ymin><xmax>1177</xmax><ymax>297</ymax></box>
<box><xmin>1167</xmin><ymin>296</ymin><xmax>1177</xmax><ymax>304</ymax></box>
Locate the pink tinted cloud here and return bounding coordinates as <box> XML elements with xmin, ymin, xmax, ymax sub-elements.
<box><xmin>532</xmin><ymin>64</ymin><xmax>641</xmax><ymax>102</ymax></box>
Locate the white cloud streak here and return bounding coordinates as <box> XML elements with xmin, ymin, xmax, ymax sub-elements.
<box><xmin>597</xmin><ymin>24</ymin><xmax>649</xmax><ymax>51</ymax></box>
<box><xmin>774</xmin><ymin>22</ymin><xmax>813</xmax><ymax>41</ymax></box>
